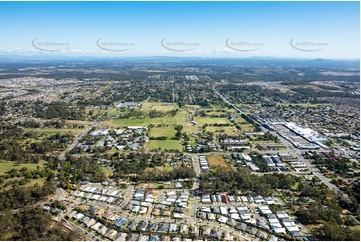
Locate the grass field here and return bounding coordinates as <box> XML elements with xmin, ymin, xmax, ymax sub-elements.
<box><xmin>24</xmin><ymin>128</ymin><xmax>85</xmax><ymax>136</ymax></box>
<box><xmin>65</xmin><ymin>120</ymin><xmax>92</xmax><ymax>125</ymax></box>
<box><xmin>349</xmin><ymin>225</ymin><xmax>360</xmax><ymax>231</ymax></box>
<box><xmin>112</xmin><ymin>110</ymin><xmax>188</xmax><ymax>127</ymax></box>
<box><xmin>183</xmin><ymin>124</ymin><xmax>199</xmax><ymax>133</ymax></box>
<box><xmin>206</xmin><ymin>126</ymin><xmax>237</xmax><ymax>134</ymax></box>
<box><xmin>146</xmin><ymin>140</ymin><xmax>182</xmax><ymax>151</ymax></box>
<box><xmin>207</xmin><ymin>154</ymin><xmax>228</xmax><ymax>169</ymax></box>
<box><xmin>0</xmin><ymin>177</ymin><xmax>46</xmax><ymax>191</ymax></box>
<box><xmin>233</xmin><ymin>117</ymin><xmax>248</xmax><ymax>124</ymax></box>
<box><xmin>194</xmin><ymin>117</ymin><xmax>230</xmax><ymax>126</ymax></box>
<box><xmin>0</xmin><ymin>161</ymin><xmax>47</xmax><ymax>175</ymax></box>
<box><xmin>107</xmin><ymin>108</ymin><xmax>120</xmax><ymax>115</ymax></box>
<box><xmin>184</xmin><ymin>104</ymin><xmax>201</xmax><ymax>109</ymax></box>
<box><xmin>24</xmin><ymin>178</ymin><xmax>46</xmax><ymax>187</ymax></box>
<box><xmin>141</xmin><ymin>102</ymin><xmax>178</xmax><ymax>111</ymax></box>
<box><xmin>240</xmin><ymin>124</ymin><xmax>255</xmax><ymax>132</ymax></box>
<box><xmin>149</xmin><ymin>126</ymin><xmax>176</xmax><ymax>138</ymax></box>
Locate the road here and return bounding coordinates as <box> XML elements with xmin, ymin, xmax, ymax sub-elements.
<box><xmin>187</xmin><ymin>154</ymin><xmax>202</xmax><ymax>225</ymax></box>
<box><xmin>58</xmin><ymin>126</ymin><xmax>93</xmax><ymax>161</ymax></box>
<box><xmin>60</xmin><ymin>214</ymin><xmax>100</xmax><ymax>241</ymax></box>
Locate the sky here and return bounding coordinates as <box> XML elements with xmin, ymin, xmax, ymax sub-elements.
<box><xmin>0</xmin><ymin>1</ymin><xmax>359</xmax><ymax>59</ymax></box>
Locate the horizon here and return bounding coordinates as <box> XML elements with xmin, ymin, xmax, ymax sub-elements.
<box><xmin>0</xmin><ymin>1</ymin><xmax>360</xmax><ymax>59</ymax></box>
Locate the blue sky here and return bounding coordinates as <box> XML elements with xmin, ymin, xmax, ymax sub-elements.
<box><xmin>0</xmin><ymin>1</ymin><xmax>359</xmax><ymax>58</ymax></box>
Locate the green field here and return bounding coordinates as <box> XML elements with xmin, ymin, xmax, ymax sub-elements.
<box><xmin>141</xmin><ymin>102</ymin><xmax>178</xmax><ymax>111</ymax></box>
<box><xmin>24</xmin><ymin>128</ymin><xmax>84</xmax><ymax>135</ymax></box>
<box><xmin>240</xmin><ymin>124</ymin><xmax>255</xmax><ymax>132</ymax></box>
<box><xmin>112</xmin><ymin>110</ymin><xmax>188</xmax><ymax>127</ymax></box>
<box><xmin>185</xmin><ymin>104</ymin><xmax>201</xmax><ymax>109</ymax></box>
<box><xmin>0</xmin><ymin>161</ymin><xmax>47</xmax><ymax>175</ymax></box>
<box><xmin>107</xmin><ymin>108</ymin><xmax>120</xmax><ymax>115</ymax></box>
<box><xmin>194</xmin><ymin>117</ymin><xmax>230</xmax><ymax>126</ymax></box>
<box><xmin>24</xmin><ymin>178</ymin><xmax>46</xmax><ymax>187</ymax></box>
<box><xmin>234</xmin><ymin>117</ymin><xmax>248</xmax><ymax>124</ymax></box>
<box><xmin>146</xmin><ymin>140</ymin><xmax>182</xmax><ymax>151</ymax></box>
<box><xmin>206</xmin><ymin>126</ymin><xmax>237</xmax><ymax>134</ymax></box>
<box><xmin>149</xmin><ymin>126</ymin><xmax>176</xmax><ymax>138</ymax></box>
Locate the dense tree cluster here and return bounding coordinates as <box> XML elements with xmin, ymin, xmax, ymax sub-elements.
<box><xmin>141</xmin><ymin>166</ymin><xmax>195</xmax><ymax>182</ymax></box>
<box><xmin>0</xmin><ymin>124</ymin><xmax>74</xmax><ymax>163</ymax></box>
<box><xmin>34</xmin><ymin>101</ymin><xmax>85</xmax><ymax>120</ymax></box>
<box><xmin>199</xmin><ymin>168</ymin><xmax>300</xmax><ymax>195</ymax></box>
<box><xmin>58</xmin><ymin>155</ymin><xmax>107</xmax><ymax>188</ymax></box>
<box><xmin>112</xmin><ymin>153</ymin><xmax>161</xmax><ymax>178</ymax></box>
<box><xmin>296</xmin><ymin>199</ymin><xmax>360</xmax><ymax>241</ymax></box>
<box><xmin>0</xmin><ymin>181</ymin><xmax>55</xmax><ymax>210</ymax></box>
<box><xmin>0</xmin><ymin>207</ymin><xmax>77</xmax><ymax>240</ymax></box>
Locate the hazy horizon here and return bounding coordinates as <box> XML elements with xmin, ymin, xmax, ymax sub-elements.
<box><xmin>0</xmin><ymin>1</ymin><xmax>360</xmax><ymax>59</ymax></box>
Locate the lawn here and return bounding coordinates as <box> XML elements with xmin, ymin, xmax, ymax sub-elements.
<box><xmin>146</xmin><ymin>140</ymin><xmax>182</xmax><ymax>151</ymax></box>
<box><xmin>141</xmin><ymin>102</ymin><xmax>178</xmax><ymax>111</ymax></box>
<box><xmin>0</xmin><ymin>161</ymin><xmax>47</xmax><ymax>175</ymax></box>
<box><xmin>194</xmin><ymin>117</ymin><xmax>230</xmax><ymax>126</ymax></box>
<box><xmin>149</xmin><ymin>126</ymin><xmax>176</xmax><ymax>138</ymax></box>
<box><xmin>207</xmin><ymin>154</ymin><xmax>228</xmax><ymax>169</ymax></box>
<box><xmin>206</xmin><ymin>126</ymin><xmax>237</xmax><ymax>134</ymax></box>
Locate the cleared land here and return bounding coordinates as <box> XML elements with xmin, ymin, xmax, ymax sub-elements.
<box><xmin>146</xmin><ymin>140</ymin><xmax>182</xmax><ymax>151</ymax></box>
<box><xmin>207</xmin><ymin>154</ymin><xmax>228</xmax><ymax>169</ymax></box>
